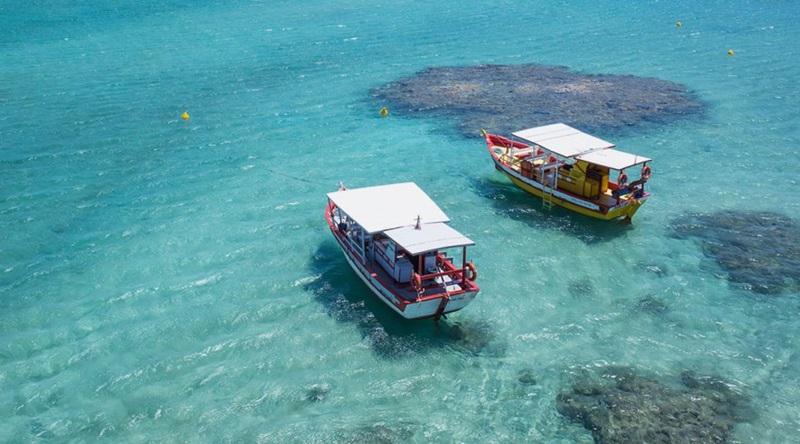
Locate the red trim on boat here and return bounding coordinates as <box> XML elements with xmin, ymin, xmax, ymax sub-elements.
<box><xmin>325</xmin><ymin>201</ymin><xmax>477</xmax><ymax>315</ymax></box>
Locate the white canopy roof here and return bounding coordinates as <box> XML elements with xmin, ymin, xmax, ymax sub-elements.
<box><xmin>577</xmin><ymin>148</ymin><xmax>651</xmax><ymax>170</ymax></box>
<box><xmin>385</xmin><ymin>222</ymin><xmax>474</xmax><ymax>255</ymax></box>
<box><xmin>327</xmin><ymin>182</ymin><xmax>450</xmax><ymax>234</ymax></box>
<box><xmin>512</xmin><ymin>123</ymin><xmax>615</xmax><ymax>158</ymax></box>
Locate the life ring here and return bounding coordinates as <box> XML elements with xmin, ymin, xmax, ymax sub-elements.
<box><xmin>618</xmin><ymin>173</ymin><xmax>628</xmax><ymax>188</ymax></box>
<box><xmin>641</xmin><ymin>165</ymin><xmax>652</xmax><ymax>181</ymax></box>
<box><xmin>466</xmin><ymin>262</ymin><xmax>478</xmax><ymax>281</ymax></box>
<box><xmin>410</xmin><ymin>273</ymin><xmax>422</xmax><ymax>292</ymax></box>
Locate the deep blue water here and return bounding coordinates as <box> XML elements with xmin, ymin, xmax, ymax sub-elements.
<box><xmin>2</xmin><ymin>1</ymin><xmax>800</xmax><ymax>441</ymax></box>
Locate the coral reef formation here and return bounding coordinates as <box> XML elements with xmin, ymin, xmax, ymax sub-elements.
<box><xmin>556</xmin><ymin>367</ymin><xmax>753</xmax><ymax>443</ymax></box>
<box><xmin>372</xmin><ymin>64</ymin><xmax>704</xmax><ymax>137</ymax></box>
<box><xmin>670</xmin><ymin>210</ymin><xmax>800</xmax><ymax>294</ymax></box>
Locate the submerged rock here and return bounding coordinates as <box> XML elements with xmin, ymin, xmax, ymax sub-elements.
<box><xmin>304</xmin><ymin>384</ymin><xmax>330</xmax><ymax>403</ymax></box>
<box><xmin>440</xmin><ymin>321</ymin><xmax>508</xmax><ymax>358</ymax></box>
<box><xmin>670</xmin><ymin>210</ymin><xmax>800</xmax><ymax>294</ymax></box>
<box><xmin>635</xmin><ymin>295</ymin><xmax>669</xmax><ymax>314</ymax></box>
<box><xmin>335</xmin><ymin>422</ymin><xmax>415</xmax><ymax>444</ymax></box>
<box><xmin>372</xmin><ymin>64</ymin><xmax>704</xmax><ymax>137</ymax></box>
<box><xmin>568</xmin><ymin>279</ymin><xmax>596</xmax><ymax>297</ymax></box>
<box><xmin>556</xmin><ymin>366</ymin><xmax>753</xmax><ymax>443</ymax></box>
<box><xmin>517</xmin><ymin>369</ymin><xmax>538</xmax><ymax>386</ymax></box>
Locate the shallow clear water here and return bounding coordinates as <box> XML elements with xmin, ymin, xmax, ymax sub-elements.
<box><xmin>2</xmin><ymin>0</ymin><xmax>799</xmax><ymax>441</ymax></box>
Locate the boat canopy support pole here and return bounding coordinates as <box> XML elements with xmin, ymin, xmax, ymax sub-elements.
<box><xmin>540</xmin><ymin>160</ymin><xmax>555</xmax><ymax>210</ymax></box>
<box><xmin>461</xmin><ymin>248</ymin><xmax>467</xmax><ymax>281</ymax></box>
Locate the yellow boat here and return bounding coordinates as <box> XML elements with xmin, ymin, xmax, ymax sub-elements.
<box><xmin>483</xmin><ymin>123</ymin><xmax>652</xmax><ymax>222</ymax></box>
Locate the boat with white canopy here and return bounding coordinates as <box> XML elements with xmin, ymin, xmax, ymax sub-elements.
<box><xmin>483</xmin><ymin>123</ymin><xmax>653</xmax><ymax>221</ymax></box>
<box><xmin>325</xmin><ymin>182</ymin><xmax>480</xmax><ymax>320</ymax></box>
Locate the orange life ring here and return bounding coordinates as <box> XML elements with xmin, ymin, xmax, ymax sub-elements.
<box><xmin>466</xmin><ymin>262</ymin><xmax>478</xmax><ymax>281</ymax></box>
<box><xmin>641</xmin><ymin>165</ymin><xmax>652</xmax><ymax>181</ymax></box>
<box><xmin>618</xmin><ymin>173</ymin><xmax>628</xmax><ymax>188</ymax></box>
<box><xmin>410</xmin><ymin>273</ymin><xmax>422</xmax><ymax>292</ymax></box>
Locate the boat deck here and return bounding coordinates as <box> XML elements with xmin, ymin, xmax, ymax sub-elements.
<box><xmin>369</xmin><ymin>259</ymin><xmax>419</xmax><ymax>301</ymax></box>
<box><xmin>367</xmin><ymin>253</ymin><xmax>465</xmax><ymax>301</ymax></box>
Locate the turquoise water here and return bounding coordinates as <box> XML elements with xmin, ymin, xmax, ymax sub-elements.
<box><xmin>2</xmin><ymin>0</ymin><xmax>799</xmax><ymax>441</ymax></box>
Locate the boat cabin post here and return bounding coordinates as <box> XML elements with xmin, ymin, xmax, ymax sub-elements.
<box><xmin>330</xmin><ymin>202</ymin><xmax>368</xmax><ymax>261</ymax></box>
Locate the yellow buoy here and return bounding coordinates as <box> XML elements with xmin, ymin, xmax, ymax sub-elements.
<box><xmin>181</xmin><ymin>111</ymin><xmax>190</xmax><ymax>120</ymax></box>
<box><xmin>676</xmin><ymin>21</ymin><xmax>682</xmax><ymax>27</ymax></box>
<box><xmin>728</xmin><ymin>49</ymin><xmax>734</xmax><ymax>56</ymax></box>
<box><xmin>379</xmin><ymin>107</ymin><xmax>388</xmax><ymax>116</ymax></box>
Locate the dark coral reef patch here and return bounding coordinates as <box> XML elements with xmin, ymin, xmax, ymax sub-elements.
<box><xmin>556</xmin><ymin>367</ymin><xmax>753</xmax><ymax>443</ymax></box>
<box><xmin>372</xmin><ymin>64</ymin><xmax>704</xmax><ymax>137</ymax></box>
<box><xmin>670</xmin><ymin>210</ymin><xmax>800</xmax><ymax>294</ymax></box>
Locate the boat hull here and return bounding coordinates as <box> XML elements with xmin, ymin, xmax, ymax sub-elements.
<box><xmin>506</xmin><ymin>171</ymin><xmax>646</xmax><ymax>221</ymax></box>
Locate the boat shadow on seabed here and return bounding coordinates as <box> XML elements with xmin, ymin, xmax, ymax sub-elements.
<box><xmin>471</xmin><ymin>176</ymin><xmax>635</xmax><ymax>244</ymax></box>
<box><xmin>305</xmin><ymin>242</ymin><xmax>507</xmax><ymax>360</ymax></box>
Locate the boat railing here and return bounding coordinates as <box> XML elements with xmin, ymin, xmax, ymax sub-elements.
<box><xmin>419</xmin><ymin>269</ymin><xmax>479</xmax><ymax>294</ymax></box>
<box><xmin>420</xmin><ymin>268</ymin><xmax>464</xmax><ymax>283</ymax></box>
<box><xmin>499</xmin><ymin>151</ymin><xmax>522</xmax><ymax>168</ymax></box>
<box><xmin>437</xmin><ymin>256</ymin><xmax>454</xmax><ymax>265</ymax></box>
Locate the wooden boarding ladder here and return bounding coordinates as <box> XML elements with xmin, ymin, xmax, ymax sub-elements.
<box><xmin>540</xmin><ymin>168</ymin><xmax>555</xmax><ymax>210</ymax></box>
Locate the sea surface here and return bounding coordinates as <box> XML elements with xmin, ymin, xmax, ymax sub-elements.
<box><xmin>2</xmin><ymin>0</ymin><xmax>800</xmax><ymax>442</ymax></box>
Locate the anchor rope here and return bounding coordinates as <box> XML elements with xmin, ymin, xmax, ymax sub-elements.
<box><xmin>264</xmin><ymin>167</ymin><xmax>332</xmax><ymax>188</ymax></box>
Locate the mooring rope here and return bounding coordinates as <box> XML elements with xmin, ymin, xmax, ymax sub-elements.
<box><xmin>264</xmin><ymin>167</ymin><xmax>332</xmax><ymax>189</ymax></box>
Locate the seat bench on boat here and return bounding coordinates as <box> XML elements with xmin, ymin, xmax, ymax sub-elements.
<box><xmin>510</xmin><ymin>147</ymin><xmax>536</xmax><ymax>157</ymax></box>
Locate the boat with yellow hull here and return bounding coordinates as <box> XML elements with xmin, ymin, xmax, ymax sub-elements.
<box><xmin>483</xmin><ymin>123</ymin><xmax>652</xmax><ymax>222</ymax></box>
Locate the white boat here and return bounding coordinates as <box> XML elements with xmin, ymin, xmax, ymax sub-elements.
<box><xmin>325</xmin><ymin>182</ymin><xmax>480</xmax><ymax>320</ymax></box>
